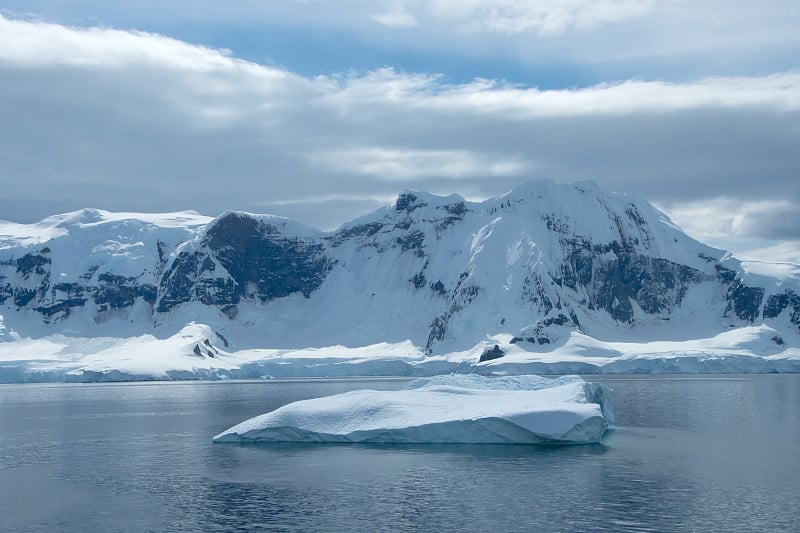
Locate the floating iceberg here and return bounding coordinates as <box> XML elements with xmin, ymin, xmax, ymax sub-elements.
<box><xmin>213</xmin><ymin>374</ymin><xmax>614</xmax><ymax>445</ymax></box>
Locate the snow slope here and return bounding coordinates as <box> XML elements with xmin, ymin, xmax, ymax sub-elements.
<box><xmin>212</xmin><ymin>374</ymin><xmax>614</xmax><ymax>444</ymax></box>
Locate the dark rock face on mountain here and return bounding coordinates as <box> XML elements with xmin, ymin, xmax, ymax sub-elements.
<box><xmin>0</xmin><ymin>248</ymin><xmax>157</xmax><ymax>321</ymax></box>
<box><xmin>158</xmin><ymin>212</ymin><xmax>334</xmax><ymax>314</ymax></box>
<box><xmin>1</xmin><ymin>182</ymin><xmax>798</xmax><ymax>352</ymax></box>
<box><xmin>0</xmin><ymin>250</ymin><xmax>51</xmax><ymax>308</ymax></box>
<box><xmin>763</xmin><ymin>291</ymin><xmax>800</xmax><ymax>326</ymax></box>
<box><xmin>559</xmin><ymin>239</ymin><xmax>708</xmax><ymax>323</ymax></box>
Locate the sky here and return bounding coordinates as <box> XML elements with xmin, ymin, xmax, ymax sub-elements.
<box><xmin>0</xmin><ymin>1</ymin><xmax>798</xmax><ymax>262</ymax></box>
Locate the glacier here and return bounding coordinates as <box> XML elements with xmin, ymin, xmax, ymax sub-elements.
<box><xmin>2</xmin><ymin>180</ymin><xmax>800</xmax><ymax>382</ymax></box>
<box><xmin>212</xmin><ymin>374</ymin><xmax>614</xmax><ymax>444</ymax></box>
<box><xmin>2</xmin><ymin>320</ymin><xmax>798</xmax><ymax>382</ymax></box>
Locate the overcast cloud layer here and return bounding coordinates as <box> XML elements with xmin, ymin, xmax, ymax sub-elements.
<box><xmin>0</xmin><ymin>5</ymin><xmax>799</xmax><ymax>262</ymax></box>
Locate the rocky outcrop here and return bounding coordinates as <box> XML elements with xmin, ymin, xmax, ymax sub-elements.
<box><xmin>158</xmin><ymin>212</ymin><xmax>334</xmax><ymax>313</ymax></box>
<box><xmin>763</xmin><ymin>290</ymin><xmax>800</xmax><ymax>326</ymax></box>
<box><xmin>479</xmin><ymin>344</ymin><xmax>505</xmax><ymax>362</ymax></box>
<box><xmin>559</xmin><ymin>238</ymin><xmax>708</xmax><ymax>323</ymax></box>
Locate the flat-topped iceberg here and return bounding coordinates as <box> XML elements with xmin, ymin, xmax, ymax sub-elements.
<box><xmin>213</xmin><ymin>374</ymin><xmax>614</xmax><ymax>445</ymax></box>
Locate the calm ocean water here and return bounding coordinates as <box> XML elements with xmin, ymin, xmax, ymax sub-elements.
<box><xmin>1</xmin><ymin>375</ymin><xmax>799</xmax><ymax>532</ymax></box>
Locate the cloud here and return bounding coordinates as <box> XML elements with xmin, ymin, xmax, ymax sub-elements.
<box><xmin>320</xmin><ymin>68</ymin><xmax>800</xmax><ymax>117</ymax></box>
<box><xmin>739</xmin><ymin>241</ymin><xmax>800</xmax><ymax>264</ymax></box>
<box><xmin>8</xmin><ymin>1</ymin><xmax>800</xmax><ymax>61</ymax></box>
<box><xmin>371</xmin><ymin>7</ymin><xmax>418</xmax><ymax>28</ymax></box>
<box><xmin>0</xmin><ymin>14</ymin><xmax>240</xmax><ymax>70</ymax></box>
<box><xmin>0</xmin><ymin>13</ymin><xmax>798</xmax><ymax>262</ymax></box>
<box><xmin>260</xmin><ymin>193</ymin><xmax>397</xmax><ymax>207</ymax></box>
<box><xmin>427</xmin><ymin>0</ymin><xmax>657</xmax><ymax>35</ymax></box>
<box><xmin>660</xmin><ymin>199</ymin><xmax>800</xmax><ymax>242</ymax></box>
<box><xmin>308</xmin><ymin>148</ymin><xmax>528</xmax><ymax>180</ymax></box>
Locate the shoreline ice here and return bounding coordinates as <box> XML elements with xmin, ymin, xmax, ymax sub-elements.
<box><xmin>1</xmin><ymin>322</ymin><xmax>798</xmax><ymax>383</ymax></box>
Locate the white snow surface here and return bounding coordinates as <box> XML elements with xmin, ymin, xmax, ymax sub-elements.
<box><xmin>0</xmin><ymin>208</ymin><xmax>211</xmax><ymax>249</ymax></box>
<box><xmin>212</xmin><ymin>374</ymin><xmax>613</xmax><ymax>444</ymax></box>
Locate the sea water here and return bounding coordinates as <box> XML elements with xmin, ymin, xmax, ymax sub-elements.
<box><xmin>1</xmin><ymin>375</ymin><xmax>798</xmax><ymax>532</ymax></box>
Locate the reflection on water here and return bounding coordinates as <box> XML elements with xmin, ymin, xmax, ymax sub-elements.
<box><xmin>1</xmin><ymin>375</ymin><xmax>799</xmax><ymax>532</ymax></box>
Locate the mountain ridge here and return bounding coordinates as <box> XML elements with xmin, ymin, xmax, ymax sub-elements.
<box><xmin>1</xmin><ymin>180</ymin><xmax>799</xmax><ymax>364</ymax></box>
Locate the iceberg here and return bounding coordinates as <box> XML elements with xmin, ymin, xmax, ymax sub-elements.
<box><xmin>213</xmin><ymin>374</ymin><xmax>614</xmax><ymax>445</ymax></box>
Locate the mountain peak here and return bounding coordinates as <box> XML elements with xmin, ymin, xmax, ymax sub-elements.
<box><xmin>394</xmin><ymin>189</ymin><xmax>467</xmax><ymax>212</ymax></box>
<box><xmin>499</xmin><ymin>179</ymin><xmax>608</xmax><ymax>201</ymax></box>
<box><xmin>207</xmin><ymin>210</ymin><xmax>321</xmax><ymax>239</ymax></box>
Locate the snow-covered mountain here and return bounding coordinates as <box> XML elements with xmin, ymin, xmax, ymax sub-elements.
<box><xmin>1</xmin><ymin>180</ymin><xmax>799</xmax><ymax>381</ymax></box>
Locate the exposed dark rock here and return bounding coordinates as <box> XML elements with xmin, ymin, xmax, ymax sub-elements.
<box><xmin>0</xmin><ymin>280</ymin><xmax>11</xmax><ymax>304</ymax></box>
<box><xmin>411</xmin><ymin>271</ymin><xmax>426</xmax><ymax>289</ymax></box>
<box><xmin>16</xmin><ymin>253</ymin><xmax>50</xmax><ymax>277</ymax></box>
<box><xmin>158</xmin><ymin>212</ymin><xmax>333</xmax><ymax>312</ymax></box>
<box><xmin>50</xmin><ymin>283</ymin><xmax>86</xmax><ymax>305</ymax></box>
<box><xmin>14</xmin><ymin>288</ymin><xmax>38</xmax><ymax>307</ymax></box>
<box><xmin>763</xmin><ymin>292</ymin><xmax>792</xmax><ymax>318</ymax></box>
<box><xmin>625</xmin><ymin>205</ymin><xmax>647</xmax><ymax>228</ymax></box>
<box><xmin>426</xmin><ymin>284</ymin><xmax>480</xmax><ymax>353</ymax></box>
<box><xmin>202</xmin><ymin>338</ymin><xmax>217</xmax><ymax>357</ymax></box>
<box><xmin>569</xmin><ymin>311</ymin><xmax>581</xmax><ymax>328</ymax></box>
<box><xmin>541</xmin><ymin>214</ymin><xmax>571</xmax><ymax>234</ymax></box>
<box><xmin>396</xmin><ymin>230</ymin><xmax>425</xmax><ymax>257</ymax></box>
<box><xmin>763</xmin><ymin>290</ymin><xmax>800</xmax><ymax>332</ymax></box>
<box><xmin>715</xmin><ymin>264</ymin><xmax>737</xmax><ymax>284</ymax></box>
<box><xmin>510</xmin><ymin>336</ymin><xmax>548</xmax><ymax>345</ymax></box>
<box><xmin>156</xmin><ymin>240</ymin><xmax>168</xmax><ymax>264</ymax></box>
<box><xmin>427</xmin><ymin>317</ymin><xmax>447</xmax><ymax>353</ymax></box>
<box><xmin>396</xmin><ymin>192</ymin><xmax>426</xmax><ymax>212</ymax></box>
<box><xmin>158</xmin><ymin>251</ymin><xmax>235</xmax><ymax>311</ymax></box>
<box><xmin>80</xmin><ymin>265</ymin><xmax>99</xmax><ymax>280</ymax></box>
<box><xmin>725</xmin><ymin>281</ymin><xmax>765</xmax><ymax>322</ymax></box>
<box><xmin>445</xmin><ymin>202</ymin><xmax>467</xmax><ymax>217</ymax></box>
<box><xmin>431</xmin><ymin>280</ymin><xmax>446</xmax><ymax>295</ymax></box>
<box><xmin>1</xmin><ymin>253</ymin><xmax>162</xmax><ymax>319</ymax></box>
<box><xmin>394</xmin><ymin>218</ymin><xmax>413</xmax><ymax>231</ymax></box>
<box><xmin>35</xmin><ymin>298</ymin><xmax>87</xmax><ymax>319</ymax></box>
<box><xmin>436</xmin><ymin>202</ymin><xmax>469</xmax><ymax>232</ymax></box>
<box><xmin>95</xmin><ymin>273</ymin><xmax>157</xmax><ymax>311</ymax></box>
<box><xmin>479</xmin><ymin>344</ymin><xmax>505</xmax><ymax>362</ymax></box>
<box><xmin>513</xmin><ymin>313</ymin><xmax>578</xmax><ymax>346</ymax></box>
<box><xmin>221</xmin><ymin>305</ymin><xmax>238</xmax><ymax>320</ymax></box>
<box><xmin>52</xmin><ymin>282</ymin><xmax>84</xmax><ymax>295</ymax></box>
<box><xmin>542</xmin><ymin>314</ymin><xmax>570</xmax><ymax>327</ymax></box>
<box><xmin>215</xmin><ymin>331</ymin><xmax>229</xmax><ymax>348</ymax></box>
<box><xmin>328</xmin><ymin>222</ymin><xmax>386</xmax><ymax>247</ymax></box>
<box><xmin>560</xmin><ymin>238</ymin><xmax>705</xmax><ymax>323</ymax></box>
<box><xmin>522</xmin><ymin>275</ymin><xmax>553</xmax><ymax>316</ymax></box>
<box><xmin>763</xmin><ymin>291</ymin><xmax>800</xmax><ymax>322</ymax></box>
<box><xmin>486</xmin><ymin>199</ymin><xmax>512</xmax><ymax>216</ymax></box>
